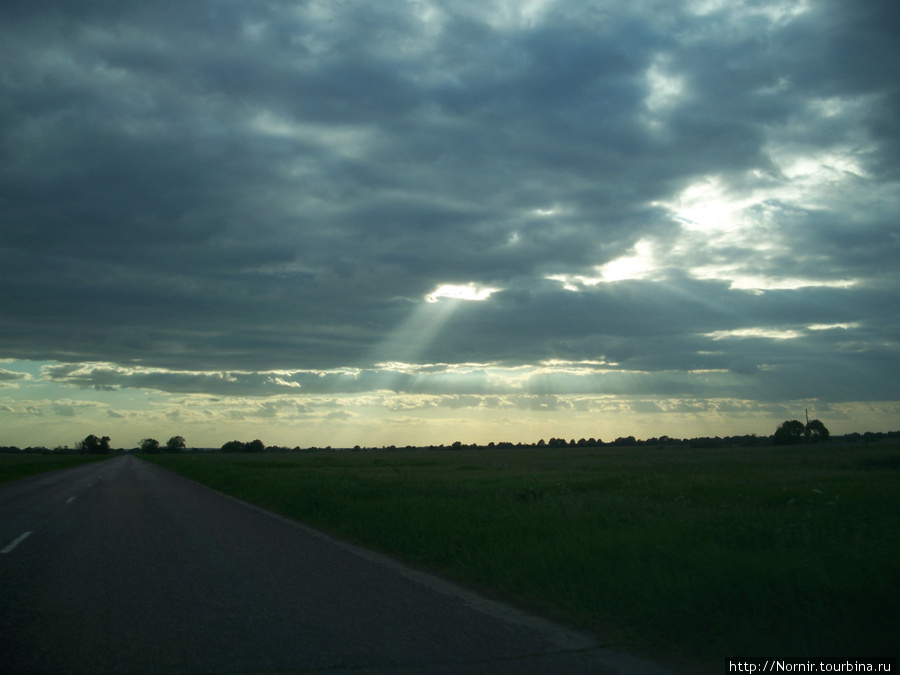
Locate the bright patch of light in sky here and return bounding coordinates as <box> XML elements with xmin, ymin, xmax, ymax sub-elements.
<box><xmin>547</xmin><ymin>239</ymin><xmax>659</xmax><ymax>289</ymax></box>
<box><xmin>687</xmin><ymin>0</ymin><xmax>811</xmax><ymax>22</ymax></box>
<box><xmin>807</xmin><ymin>323</ymin><xmax>859</xmax><ymax>331</ymax></box>
<box><xmin>722</xmin><ymin>276</ymin><xmax>858</xmax><ymax>292</ymax></box>
<box><xmin>532</xmin><ymin>207</ymin><xmax>559</xmax><ymax>216</ymax></box>
<box><xmin>665</xmin><ymin>176</ymin><xmax>756</xmax><ymax>234</ymax></box>
<box><xmin>426</xmin><ymin>283</ymin><xmax>499</xmax><ymax>303</ymax></box>
<box><xmin>644</xmin><ymin>55</ymin><xmax>686</xmax><ymax>116</ymax></box>
<box><xmin>598</xmin><ymin>239</ymin><xmax>658</xmax><ymax>282</ymax></box>
<box><xmin>777</xmin><ymin>148</ymin><xmax>868</xmax><ymax>182</ymax></box>
<box><xmin>705</xmin><ymin>328</ymin><xmax>804</xmax><ymax>340</ymax></box>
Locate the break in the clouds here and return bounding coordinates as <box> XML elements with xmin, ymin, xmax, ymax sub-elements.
<box><xmin>1</xmin><ymin>0</ymin><xmax>899</xmax><ymax>447</ymax></box>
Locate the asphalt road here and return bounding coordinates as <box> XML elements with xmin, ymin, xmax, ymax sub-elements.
<box><xmin>0</xmin><ymin>455</ymin><xmax>670</xmax><ymax>674</ymax></box>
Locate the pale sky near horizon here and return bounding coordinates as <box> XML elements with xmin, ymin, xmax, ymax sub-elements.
<box><xmin>2</xmin><ymin>0</ymin><xmax>899</xmax><ymax>449</ymax></box>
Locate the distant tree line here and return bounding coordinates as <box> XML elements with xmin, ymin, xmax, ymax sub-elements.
<box><xmin>420</xmin><ymin>419</ymin><xmax>837</xmax><ymax>450</ymax></box>
<box><xmin>5</xmin><ymin>425</ymin><xmax>900</xmax><ymax>455</ymax></box>
<box><xmin>0</xmin><ymin>445</ymin><xmax>80</xmax><ymax>455</ymax></box>
<box><xmin>0</xmin><ymin>434</ymin><xmax>185</xmax><ymax>454</ymax></box>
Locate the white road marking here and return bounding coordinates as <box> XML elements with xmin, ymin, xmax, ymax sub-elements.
<box><xmin>1</xmin><ymin>531</ymin><xmax>32</xmax><ymax>554</ymax></box>
<box><xmin>66</xmin><ymin>496</ymin><xmax>76</xmax><ymax>504</ymax></box>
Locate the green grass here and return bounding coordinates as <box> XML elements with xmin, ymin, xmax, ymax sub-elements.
<box><xmin>145</xmin><ymin>443</ymin><xmax>900</xmax><ymax>671</ymax></box>
<box><xmin>0</xmin><ymin>453</ymin><xmax>113</xmax><ymax>484</ymax></box>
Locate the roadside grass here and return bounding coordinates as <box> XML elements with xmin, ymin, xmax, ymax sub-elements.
<box><xmin>145</xmin><ymin>443</ymin><xmax>900</xmax><ymax>671</ymax></box>
<box><xmin>0</xmin><ymin>453</ymin><xmax>113</xmax><ymax>484</ymax></box>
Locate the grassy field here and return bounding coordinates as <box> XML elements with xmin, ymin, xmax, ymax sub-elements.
<box><xmin>145</xmin><ymin>443</ymin><xmax>899</xmax><ymax>671</ymax></box>
<box><xmin>0</xmin><ymin>453</ymin><xmax>113</xmax><ymax>484</ymax></box>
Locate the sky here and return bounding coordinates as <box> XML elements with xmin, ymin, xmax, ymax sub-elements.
<box><xmin>1</xmin><ymin>0</ymin><xmax>899</xmax><ymax>449</ymax></box>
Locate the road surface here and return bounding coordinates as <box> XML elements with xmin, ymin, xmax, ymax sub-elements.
<box><xmin>0</xmin><ymin>455</ymin><xmax>670</xmax><ymax>674</ymax></box>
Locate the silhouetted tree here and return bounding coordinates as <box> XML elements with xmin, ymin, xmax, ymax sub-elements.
<box><xmin>140</xmin><ymin>438</ymin><xmax>161</xmax><ymax>454</ymax></box>
<box><xmin>78</xmin><ymin>434</ymin><xmax>111</xmax><ymax>454</ymax></box>
<box><xmin>165</xmin><ymin>436</ymin><xmax>186</xmax><ymax>453</ymax></box>
<box><xmin>773</xmin><ymin>420</ymin><xmax>805</xmax><ymax>445</ymax></box>
<box><xmin>774</xmin><ymin>418</ymin><xmax>831</xmax><ymax>445</ymax></box>
<box><xmin>245</xmin><ymin>439</ymin><xmax>265</xmax><ymax>453</ymax></box>
<box><xmin>805</xmin><ymin>419</ymin><xmax>830</xmax><ymax>443</ymax></box>
<box><xmin>220</xmin><ymin>439</ymin><xmax>265</xmax><ymax>453</ymax></box>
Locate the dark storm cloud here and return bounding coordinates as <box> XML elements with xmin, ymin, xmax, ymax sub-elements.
<box><xmin>1</xmin><ymin>0</ymin><xmax>898</xmax><ymax>406</ymax></box>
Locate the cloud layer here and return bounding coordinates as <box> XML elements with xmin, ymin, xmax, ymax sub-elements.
<box><xmin>1</xmin><ymin>0</ymin><xmax>898</xmax><ymax>445</ymax></box>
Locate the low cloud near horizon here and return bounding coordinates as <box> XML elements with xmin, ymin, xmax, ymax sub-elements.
<box><xmin>2</xmin><ymin>0</ymin><xmax>898</xmax><ymax>448</ymax></box>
